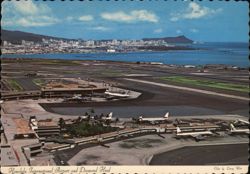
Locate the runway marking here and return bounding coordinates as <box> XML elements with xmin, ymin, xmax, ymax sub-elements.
<box><xmin>124</xmin><ymin>78</ymin><xmax>249</xmax><ymax>101</ymax></box>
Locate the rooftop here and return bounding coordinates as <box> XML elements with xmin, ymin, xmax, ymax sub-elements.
<box><xmin>12</xmin><ymin>118</ymin><xmax>35</xmax><ymax>135</ymax></box>
<box><xmin>41</xmin><ymin>87</ymin><xmax>106</xmax><ymax>92</ymax></box>
<box><xmin>38</xmin><ymin>119</ymin><xmax>58</xmax><ymax>127</ymax></box>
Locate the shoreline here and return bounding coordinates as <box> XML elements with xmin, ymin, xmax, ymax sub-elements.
<box><xmin>2</xmin><ymin>46</ymin><xmax>197</xmax><ymax>56</ymax></box>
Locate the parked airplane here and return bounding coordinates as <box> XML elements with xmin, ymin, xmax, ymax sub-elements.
<box><xmin>229</xmin><ymin>123</ymin><xmax>249</xmax><ymax>135</ymax></box>
<box><xmin>175</xmin><ymin>127</ymin><xmax>213</xmax><ymax>141</ymax></box>
<box><xmin>139</xmin><ymin>112</ymin><xmax>169</xmax><ymax>124</ymax></box>
<box><xmin>72</xmin><ymin>94</ymin><xmax>82</xmax><ymax>100</ymax></box>
<box><xmin>102</xmin><ymin>112</ymin><xmax>113</xmax><ymax>121</ymax></box>
<box><xmin>105</xmin><ymin>90</ymin><xmax>130</xmax><ymax>98</ymax></box>
<box><xmin>233</xmin><ymin>119</ymin><xmax>249</xmax><ymax>125</ymax></box>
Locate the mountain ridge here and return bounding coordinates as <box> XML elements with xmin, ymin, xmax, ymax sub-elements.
<box><xmin>143</xmin><ymin>35</ymin><xmax>193</xmax><ymax>43</ymax></box>
<box><xmin>2</xmin><ymin>29</ymin><xmax>193</xmax><ymax>44</ymax></box>
<box><xmin>1</xmin><ymin>29</ymin><xmax>73</xmax><ymax>44</ymax></box>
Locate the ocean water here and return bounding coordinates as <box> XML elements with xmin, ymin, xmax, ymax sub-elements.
<box><xmin>2</xmin><ymin>42</ymin><xmax>249</xmax><ymax>68</ymax></box>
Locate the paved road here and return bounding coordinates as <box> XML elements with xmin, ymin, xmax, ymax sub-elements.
<box><xmin>124</xmin><ymin>78</ymin><xmax>249</xmax><ymax>101</ymax></box>
<box><xmin>150</xmin><ymin>143</ymin><xmax>249</xmax><ymax>165</ymax></box>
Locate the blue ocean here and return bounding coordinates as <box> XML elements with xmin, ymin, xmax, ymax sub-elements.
<box><xmin>2</xmin><ymin>42</ymin><xmax>249</xmax><ymax>68</ymax></box>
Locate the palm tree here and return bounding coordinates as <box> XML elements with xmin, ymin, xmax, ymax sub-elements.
<box><xmin>105</xmin><ymin>119</ymin><xmax>111</xmax><ymax>126</ymax></box>
<box><xmin>90</xmin><ymin>108</ymin><xmax>95</xmax><ymax>115</ymax></box>
<box><xmin>87</xmin><ymin>115</ymin><xmax>91</xmax><ymax>122</ymax></box>
<box><xmin>75</xmin><ymin>116</ymin><xmax>82</xmax><ymax>124</ymax></box>
<box><xmin>115</xmin><ymin>118</ymin><xmax>119</xmax><ymax>126</ymax></box>
<box><xmin>58</xmin><ymin>118</ymin><xmax>65</xmax><ymax>131</ymax></box>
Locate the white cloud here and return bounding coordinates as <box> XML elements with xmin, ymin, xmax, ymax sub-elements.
<box><xmin>91</xmin><ymin>26</ymin><xmax>111</xmax><ymax>31</ymax></box>
<box><xmin>176</xmin><ymin>29</ymin><xmax>182</xmax><ymax>34</ymax></box>
<box><xmin>101</xmin><ymin>11</ymin><xmax>132</xmax><ymax>22</ymax></box>
<box><xmin>2</xmin><ymin>1</ymin><xmax>59</xmax><ymax>27</ymax></box>
<box><xmin>66</xmin><ymin>16</ymin><xmax>74</xmax><ymax>21</ymax></box>
<box><xmin>101</xmin><ymin>10</ymin><xmax>158</xmax><ymax>23</ymax></box>
<box><xmin>78</xmin><ymin>15</ymin><xmax>93</xmax><ymax>21</ymax></box>
<box><xmin>16</xmin><ymin>16</ymin><xmax>60</xmax><ymax>27</ymax></box>
<box><xmin>13</xmin><ymin>1</ymin><xmax>39</xmax><ymax>15</ymax></box>
<box><xmin>154</xmin><ymin>28</ymin><xmax>163</xmax><ymax>33</ymax></box>
<box><xmin>170</xmin><ymin>17</ymin><xmax>179</xmax><ymax>22</ymax></box>
<box><xmin>12</xmin><ymin>1</ymin><xmax>51</xmax><ymax>15</ymax></box>
<box><xmin>190</xmin><ymin>28</ymin><xmax>199</xmax><ymax>33</ymax></box>
<box><xmin>170</xmin><ymin>2</ymin><xmax>222</xmax><ymax>21</ymax></box>
<box><xmin>64</xmin><ymin>15</ymin><xmax>93</xmax><ymax>23</ymax></box>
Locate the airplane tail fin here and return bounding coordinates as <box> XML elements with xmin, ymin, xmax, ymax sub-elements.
<box><xmin>139</xmin><ymin>116</ymin><xmax>143</xmax><ymax>121</ymax></box>
<box><xmin>164</xmin><ymin>112</ymin><xmax>169</xmax><ymax>119</ymax></box>
<box><xmin>230</xmin><ymin>123</ymin><xmax>236</xmax><ymax>131</ymax></box>
<box><xmin>176</xmin><ymin>127</ymin><xmax>181</xmax><ymax>133</ymax></box>
<box><xmin>108</xmin><ymin>112</ymin><xmax>113</xmax><ymax>119</ymax></box>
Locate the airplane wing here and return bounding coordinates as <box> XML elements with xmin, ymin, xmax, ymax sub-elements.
<box><xmin>192</xmin><ymin>134</ymin><xmax>206</xmax><ymax>141</ymax></box>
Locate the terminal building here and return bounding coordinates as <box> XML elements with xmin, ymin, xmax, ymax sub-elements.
<box><xmin>22</xmin><ymin>143</ymin><xmax>43</xmax><ymax>164</ymax></box>
<box><xmin>12</xmin><ymin>118</ymin><xmax>37</xmax><ymax>139</ymax></box>
<box><xmin>41</xmin><ymin>87</ymin><xmax>107</xmax><ymax>97</ymax></box>
<box><xmin>29</xmin><ymin>116</ymin><xmax>60</xmax><ymax>137</ymax></box>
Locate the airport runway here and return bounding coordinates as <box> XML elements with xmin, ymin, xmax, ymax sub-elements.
<box><xmin>124</xmin><ymin>78</ymin><xmax>249</xmax><ymax>101</ymax></box>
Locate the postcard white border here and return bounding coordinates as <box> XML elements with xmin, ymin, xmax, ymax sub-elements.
<box><xmin>1</xmin><ymin>166</ymin><xmax>249</xmax><ymax>174</ymax></box>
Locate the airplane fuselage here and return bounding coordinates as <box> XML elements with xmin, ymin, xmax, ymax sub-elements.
<box><xmin>176</xmin><ymin>131</ymin><xmax>213</xmax><ymax>136</ymax></box>
<box><xmin>229</xmin><ymin>129</ymin><xmax>249</xmax><ymax>135</ymax></box>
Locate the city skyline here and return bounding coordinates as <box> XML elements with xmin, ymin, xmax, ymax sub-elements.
<box><xmin>2</xmin><ymin>0</ymin><xmax>249</xmax><ymax>42</ymax></box>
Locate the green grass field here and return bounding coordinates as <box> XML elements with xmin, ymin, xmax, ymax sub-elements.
<box><xmin>2</xmin><ymin>59</ymin><xmax>80</xmax><ymax>66</ymax></box>
<box><xmin>6</xmin><ymin>79</ymin><xmax>23</xmax><ymax>91</ymax></box>
<box><xmin>32</xmin><ymin>60</ymin><xmax>80</xmax><ymax>66</ymax></box>
<box><xmin>160</xmin><ymin>76</ymin><xmax>249</xmax><ymax>93</ymax></box>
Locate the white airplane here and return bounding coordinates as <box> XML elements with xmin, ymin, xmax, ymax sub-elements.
<box><xmin>72</xmin><ymin>94</ymin><xmax>82</xmax><ymax>100</ymax></box>
<box><xmin>175</xmin><ymin>127</ymin><xmax>213</xmax><ymax>141</ymax></box>
<box><xmin>234</xmin><ymin>119</ymin><xmax>249</xmax><ymax>125</ymax></box>
<box><xmin>105</xmin><ymin>90</ymin><xmax>129</xmax><ymax>98</ymax></box>
<box><xmin>102</xmin><ymin>112</ymin><xmax>113</xmax><ymax>121</ymax></box>
<box><xmin>80</xmin><ymin>115</ymin><xmax>91</xmax><ymax>120</ymax></box>
<box><xmin>229</xmin><ymin>123</ymin><xmax>249</xmax><ymax>135</ymax></box>
<box><xmin>139</xmin><ymin>112</ymin><xmax>169</xmax><ymax>124</ymax></box>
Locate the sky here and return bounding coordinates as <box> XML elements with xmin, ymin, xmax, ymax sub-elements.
<box><xmin>2</xmin><ymin>0</ymin><xmax>249</xmax><ymax>42</ymax></box>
